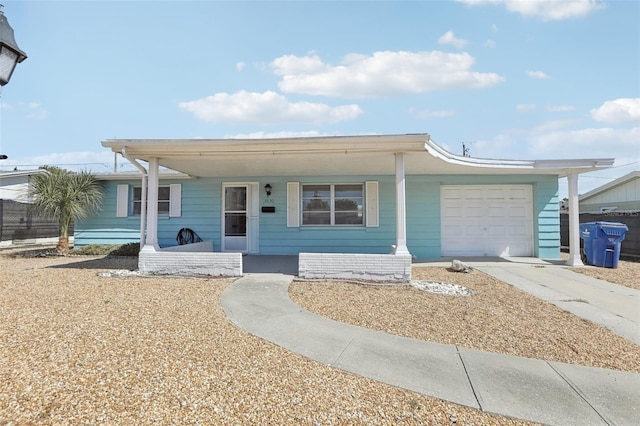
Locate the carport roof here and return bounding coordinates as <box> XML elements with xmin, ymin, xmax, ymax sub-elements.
<box><xmin>101</xmin><ymin>133</ymin><xmax>614</xmax><ymax>178</ymax></box>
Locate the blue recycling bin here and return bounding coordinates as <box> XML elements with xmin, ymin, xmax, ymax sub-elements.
<box><xmin>579</xmin><ymin>222</ymin><xmax>628</xmax><ymax>268</ymax></box>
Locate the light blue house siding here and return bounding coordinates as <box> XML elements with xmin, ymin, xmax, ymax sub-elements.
<box><xmin>74</xmin><ymin>174</ymin><xmax>560</xmax><ymax>259</ymax></box>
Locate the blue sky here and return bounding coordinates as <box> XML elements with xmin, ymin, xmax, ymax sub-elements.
<box><xmin>0</xmin><ymin>0</ymin><xmax>638</xmax><ymax>197</ymax></box>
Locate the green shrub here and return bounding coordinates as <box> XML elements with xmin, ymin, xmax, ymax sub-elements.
<box><xmin>71</xmin><ymin>243</ymin><xmax>140</xmax><ymax>257</ymax></box>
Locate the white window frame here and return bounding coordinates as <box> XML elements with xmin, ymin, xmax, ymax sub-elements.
<box><xmin>301</xmin><ymin>183</ymin><xmax>364</xmax><ymax>227</ymax></box>
<box><xmin>116</xmin><ymin>183</ymin><xmax>181</xmax><ymax>218</ymax></box>
<box><xmin>133</xmin><ymin>185</ymin><xmax>170</xmax><ymax>216</ymax></box>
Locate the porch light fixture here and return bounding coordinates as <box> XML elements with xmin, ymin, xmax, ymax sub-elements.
<box><xmin>0</xmin><ymin>4</ymin><xmax>27</xmax><ymax>87</ymax></box>
<box><xmin>0</xmin><ymin>4</ymin><xmax>27</xmax><ymax>162</ymax></box>
<box><xmin>264</xmin><ymin>183</ymin><xmax>272</xmax><ymax>196</ymax></box>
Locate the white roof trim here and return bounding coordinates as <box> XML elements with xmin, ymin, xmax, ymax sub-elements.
<box><xmin>0</xmin><ymin>169</ymin><xmax>48</xmax><ymax>179</ymax></box>
<box><xmin>424</xmin><ymin>139</ymin><xmax>615</xmax><ymax>176</ymax></box>
<box><xmin>94</xmin><ymin>171</ymin><xmax>193</xmax><ymax>181</ymax></box>
<box><xmin>101</xmin><ymin>134</ymin><xmax>615</xmax><ymax>177</ymax></box>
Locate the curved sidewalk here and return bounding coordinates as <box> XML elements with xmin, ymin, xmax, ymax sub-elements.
<box><xmin>221</xmin><ymin>273</ymin><xmax>640</xmax><ymax>426</ymax></box>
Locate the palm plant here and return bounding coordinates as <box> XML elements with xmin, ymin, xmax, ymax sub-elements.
<box><xmin>29</xmin><ymin>167</ymin><xmax>103</xmax><ymax>253</ymax></box>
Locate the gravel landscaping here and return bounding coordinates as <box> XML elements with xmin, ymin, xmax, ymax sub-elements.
<box><xmin>562</xmin><ymin>253</ymin><xmax>640</xmax><ymax>291</ymax></box>
<box><xmin>1</xmin><ymin>247</ymin><xmax>538</xmax><ymax>425</ymax></box>
<box><xmin>290</xmin><ymin>267</ymin><xmax>640</xmax><ymax>373</ymax></box>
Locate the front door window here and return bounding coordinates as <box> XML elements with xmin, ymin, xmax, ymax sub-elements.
<box><xmin>224</xmin><ymin>186</ymin><xmax>248</xmax><ymax>251</ymax></box>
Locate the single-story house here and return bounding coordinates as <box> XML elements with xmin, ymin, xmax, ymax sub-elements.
<box><xmin>579</xmin><ymin>171</ymin><xmax>640</xmax><ymax>213</ymax></box>
<box><xmin>74</xmin><ymin>134</ymin><xmax>614</xmax><ymax>280</ymax></box>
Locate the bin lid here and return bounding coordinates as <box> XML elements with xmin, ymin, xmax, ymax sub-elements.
<box><xmin>594</xmin><ymin>221</ymin><xmax>629</xmax><ymax>236</ymax></box>
<box><xmin>593</xmin><ymin>221</ymin><xmax>628</xmax><ymax>228</ymax></box>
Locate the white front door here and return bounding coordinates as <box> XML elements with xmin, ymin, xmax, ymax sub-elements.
<box><xmin>441</xmin><ymin>185</ymin><xmax>534</xmax><ymax>257</ymax></box>
<box><xmin>222</xmin><ymin>183</ymin><xmax>259</xmax><ymax>253</ymax></box>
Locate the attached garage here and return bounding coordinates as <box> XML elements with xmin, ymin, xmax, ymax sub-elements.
<box><xmin>441</xmin><ymin>185</ymin><xmax>534</xmax><ymax>257</ymax></box>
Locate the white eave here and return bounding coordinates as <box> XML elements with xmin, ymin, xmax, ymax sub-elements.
<box><xmin>101</xmin><ymin>134</ymin><xmax>615</xmax><ymax>178</ymax></box>
<box><xmin>93</xmin><ymin>171</ymin><xmax>193</xmax><ymax>181</ymax></box>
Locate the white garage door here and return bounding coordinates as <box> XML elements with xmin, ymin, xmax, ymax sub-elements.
<box><xmin>441</xmin><ymin>185</ymin><xmax>533</xmax><ymax>257</ymax></box>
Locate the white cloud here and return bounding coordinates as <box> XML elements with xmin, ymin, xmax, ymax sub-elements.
<box><xmin>532</xmin><ymin>118</ymin><xmax>581</xmax><ymax>132</ymax></box>
<box><xmin>526</xmin><ymin>70</ymin><xmax>550</xmax><ymax>79</ymax></box>
<box><xmin>457</xmin><ymin>0</ymin><xmax>604</xmax><ymax>21</ymax></box>
<box><xmin>236</xmin><ymin>62</ymin><xmax>245</xmax><ymax>71</ymax></box>
<box><xmin>5</xmin><ymin>101</ymin><xmax>50</xmax><ymax>120</ymax></box>
<box><xmin>437</xmin><ymin>31</ymin><xmax>468</xmax><ymax>49</ymax></box>
<box><xmin>526</xmin><ymin>126</ymin><xmax>639</xmax><ymax>158</ymax></box>
<box><xmin>590</xmin><ymin>98</ymin><xmax>640</xmax><ymax>124</ymax></box>
<box><xmin>270</xmin><ymin>54</ymin><xmax>328</xmax><ymax>76</ymax></box>
<box><xmin>516</xmin><ymin>104</ymin><xmax>536</xmax><ymax>112</ymax></box>
<box><xmin>546</xmin><ymin>105</ymin><xmax>575</xmax><ymax>112</ymax></box>
<box><xmin>484</xmin><ymin>39</ymin><xmax>496</xmax><ymax>48</ymax></box>
<box><xmin>178</xmin><ymin>90</ymin><xmax>363</xmax><ymax>125</ymax></box>
<box><xmin>271</xmin><ymin>51</ymin><xmax>504</xmax><ymax>98</ymax></box>
<box><xmin>474</xmin><ymin>124</ymin><xmax>639</xmax><ymax>163</ymax></box>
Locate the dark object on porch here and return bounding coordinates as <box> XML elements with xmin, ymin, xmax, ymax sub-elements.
<box><xmin>176</xmin><ymin>228</ymin><xmax>203</xmax><ymax>245</ymax></box>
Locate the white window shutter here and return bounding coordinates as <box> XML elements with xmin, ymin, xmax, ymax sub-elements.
<box><xmin>169</xmin><ymin>184</ymin><xmax>182</xmax><ymax>217</ymax></box>
<box><xmin>116</xmin><ymin>185</ymin><xmax>129</xmax><ymax>217</ymax></box>
<box><xmin>365</xmin><ymin>181</ymin><xmax>379</xmax><ymax>227</ymax></box>
<box><xmin>287</xmin><ymin>182</ymin><xmax>300</xmax><ymax>228</ymax></box>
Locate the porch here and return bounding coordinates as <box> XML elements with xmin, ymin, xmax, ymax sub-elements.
<box><xmin>138</xmin><ymin>242</ymin><xmax>411</xmax><ymax>281</ymax></box>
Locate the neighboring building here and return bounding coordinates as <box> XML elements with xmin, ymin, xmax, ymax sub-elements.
<box><xmin>0</xmin><ymin>169</ymin><xmax>46</xmax><ymax>201</ymax></box>
<box><xmin>579</xmin><ymin>171</ymin><xmax>640</xmax><ymax>213</ymax></box>
<box><xmin>74</xmin><ymin>134</ymin><xmax>614</xmax><ymax>280</ymax></box>
<box><xmin>0</xmin><ymin>169</ymin><xmax>59</xmax><ymax>246</ymax></box>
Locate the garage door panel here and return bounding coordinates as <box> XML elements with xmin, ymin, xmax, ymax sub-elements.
<box><xmin>509</xmin><ymin>188</ymin><xmax>529</xmax><ymax>199</ymax></box>
<box><xmin>465</xmin><ymin>206</ymin><xmax>484</xmax><ymax>217</ymax></box>
<box><xmin>443</xmin><ymin>206</ymin><xmax>464</xmax><ymax>218</ymax></box>
<box><xmin>508</xmin><ymin>224</ymin><xmax>529</xmax><ymax>236</ymax></box>
<box><xmin>487</xmin><ymin>225</ymin><xmax>507</xmax><ymax>236</ymax></box>
<box><xmin>464</xmin><ymin>188</ymin><xmax>484</xmax><ymax>199</ymax></box>
<box><xmin>466</xmin><ymin>225</ymin><xmax>486</xmax><ymax>236</ymax></box>
<box><xmin>441</xmin><ymin>185</ymin><xmax>533</xmax><ymax>257</ymax></box>
<box><xmin>442</xmin><ymin>188</ymin><xmax>463</xmax><ymax>199</ymax></box>
<box><xmin>488</xmin><ymin>206</ymin><xmax>507</xmax><ymax>217</ymax></box>
<box><xmin>487</xmin><ymin>188</ymin><xmax>507</xmax><ymax>200</ymax></box>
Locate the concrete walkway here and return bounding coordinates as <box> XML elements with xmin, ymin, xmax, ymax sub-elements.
<box><xmin>221</xmin><ymin>267</ymin><xmax>640</xmax><ymax>425</ymax></box>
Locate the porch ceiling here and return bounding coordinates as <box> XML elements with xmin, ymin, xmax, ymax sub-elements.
<box><xmin>102</xmin><ymin>134</ymin><xmax>615</xmax><ymax>178</ymax></box>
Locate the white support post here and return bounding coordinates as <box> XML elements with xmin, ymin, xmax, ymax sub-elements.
<box><xmin>394</xmin><ymin>153</ymin><xmax>410</xmax><ymax>255</ymax></box>
<box><xmin>142</xmin><ymin>157</ymin><xmax>160</xmax><ymax>252</ymax></box>
<box><xmin>565</xmin><ymin>173</ymin><xmax>583</xmax><ymax>266</ymax></box>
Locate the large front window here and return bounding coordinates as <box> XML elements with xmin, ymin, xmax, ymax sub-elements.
<box><xmin>133</xmin><ymin>186</ymin><xmax>170</xmax><ymax>215</ymax></box>
<box><xmin>302</xmin><ymin>184</ymin><xmax>363</xmax><ymax>226</ymax></box>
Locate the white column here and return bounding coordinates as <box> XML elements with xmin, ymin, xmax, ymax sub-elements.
<box><xmin>565</xmin><ymin>173</ymin><xmax>583</xmax><ymax>266</ymax></box>
<box><xmin>394</xmin><ymin>153</ymin><xmax>410</xmax><ymax>255</ymax></box>
<box><xmin>141</xmin><ymin>157</ymin><xmax>160</xmax><ymax>252</ymax></box>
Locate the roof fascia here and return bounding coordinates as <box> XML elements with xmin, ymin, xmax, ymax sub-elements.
<box><xmin>94</xmin><ymin>172</ymin><xmax>193</xmax><ymax>181</ymax></box>
<box><xmin>0</xmin><ymin>169</ymin><xmax>48</xmax><ymax>179</ymax></box>
<box><xmin>424</xmin><ymin>139</ymin><xmax>615</xmax><ymax>176</ymax></box>
<box><xmin>101</xmin><ymin>134</ymin><xmax>430</xmax><ymax>157</ymax></box>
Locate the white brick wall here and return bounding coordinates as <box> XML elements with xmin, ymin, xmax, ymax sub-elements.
<box><xmin>299</xmin><ymin>253</ymin><xmax>412</xmax><ymax>282</ymax></box>
<box><xmin>139</xmin><ymin>250</ymin><xmax>242</xmax><ymax>276</ymax></box>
